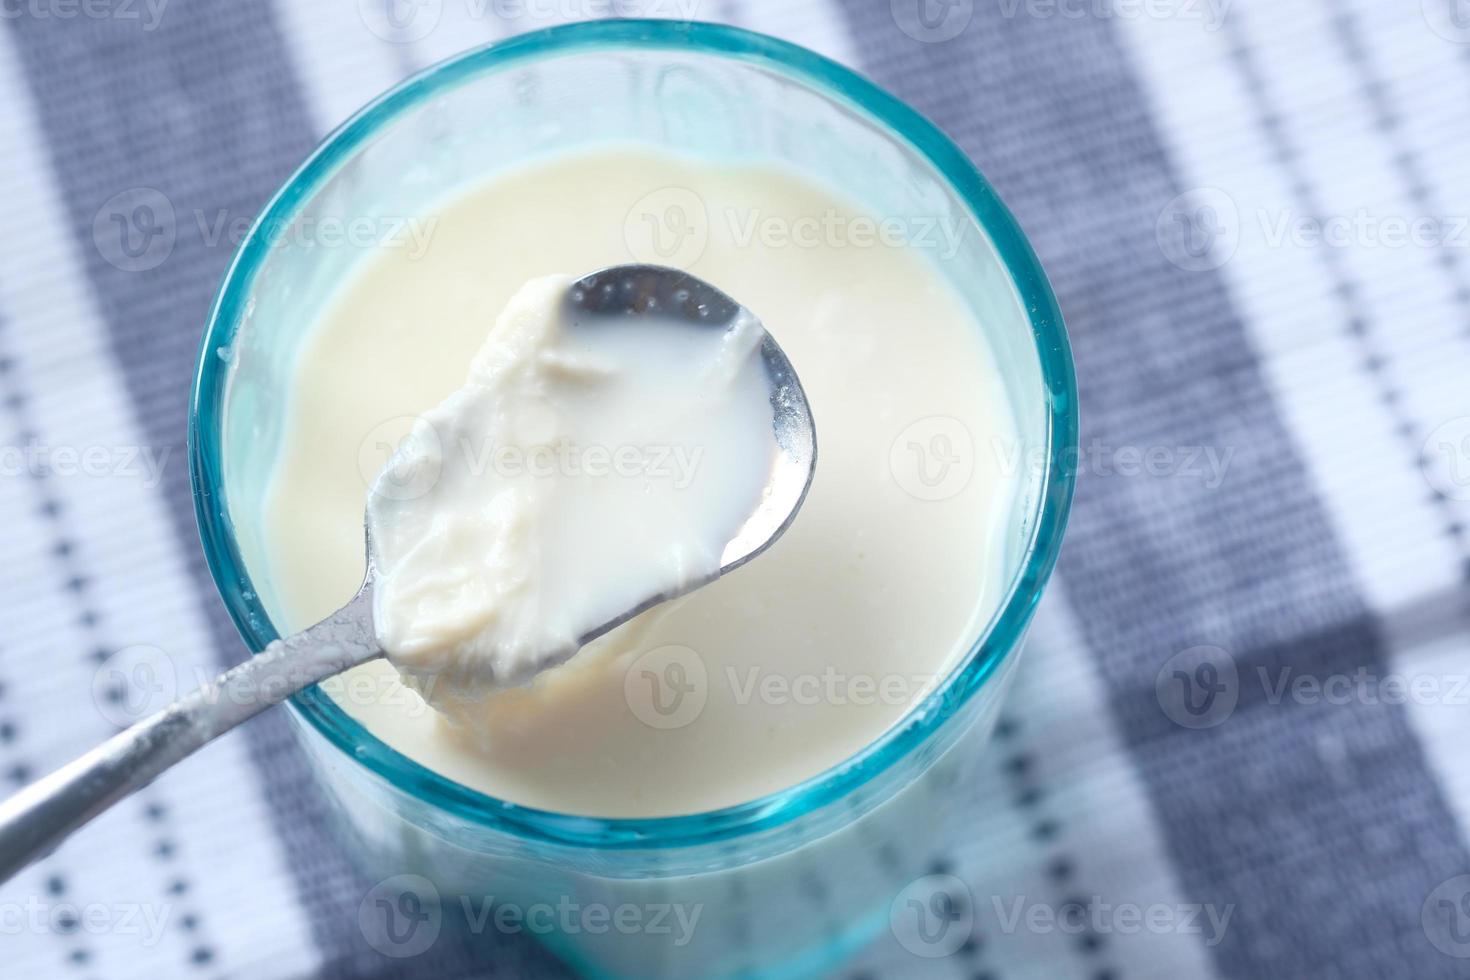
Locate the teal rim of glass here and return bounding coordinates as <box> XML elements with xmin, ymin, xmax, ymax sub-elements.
<box><xmin>188</xmin><ymin>19</ymin><xmax>1078</xmax><ymax>851</ymax></box>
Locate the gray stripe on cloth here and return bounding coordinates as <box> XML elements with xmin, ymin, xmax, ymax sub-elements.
<box><xmin>840</xmin><ymin>2</ymin><xmax>1470</xmax><ymax>977</ymax></box>
<box><xmin>6</xmin><ymin>3</ymin><xmax>563</xmax><ymax>977</ymax></box>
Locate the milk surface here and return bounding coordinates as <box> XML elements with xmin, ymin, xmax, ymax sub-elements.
<box><xmin>262</xmin><ymin>149</ymin><xmax>1019</xmax><ymax>817</ymax></box>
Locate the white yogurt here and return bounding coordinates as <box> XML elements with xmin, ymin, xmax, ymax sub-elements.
<box><xmin>366</xmin><ymin>273</ymin><xmax>781</xmax><ymax>702</ymax></box>
<box><xmin>261</xmin><ymin>149</ymin><xmax>1020</xmax><ymax>817</ymax></box>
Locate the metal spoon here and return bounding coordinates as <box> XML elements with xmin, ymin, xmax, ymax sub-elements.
<box><xmin>0</xmin><ymin>264</ymin><xmax>816</xmax><ymax>883</ymax></box>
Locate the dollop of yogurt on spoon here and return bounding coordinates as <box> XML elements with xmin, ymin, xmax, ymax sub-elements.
<box><xmin>366</xmin><ymin>274</ymin><xmax>779</xmax><ymax>704</ymax></box>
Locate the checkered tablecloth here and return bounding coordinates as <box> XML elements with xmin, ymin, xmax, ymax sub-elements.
<box><xmin>2</xmin><ymin>1</ymin><xmax>1469</xmax><ymax>977</ymax></box>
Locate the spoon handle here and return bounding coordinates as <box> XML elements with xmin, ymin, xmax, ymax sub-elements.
<box><xmin>0</xmin><ymin>586</ymin><xmax>379</xmax><ymax>884</ymax></box>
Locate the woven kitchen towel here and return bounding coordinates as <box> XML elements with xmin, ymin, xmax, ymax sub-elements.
<box><xmin>0</xmin><ymin>1</ymin><xmax>1467</xmax><ymax>978</ymax></box>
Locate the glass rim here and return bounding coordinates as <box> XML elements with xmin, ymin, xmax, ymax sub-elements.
<box><xmin>187</xmin><ymin>18</ymin><xmax>1078</xmax><ymax>851</ymax></box>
